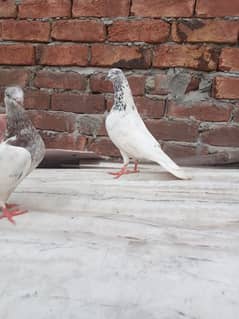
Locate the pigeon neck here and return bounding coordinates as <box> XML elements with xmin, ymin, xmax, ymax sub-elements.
<box><xmin>6</xmin><ymin>101</ymin><xmax>31</xmax><ymax>137</ymax></box>
<box><xmin>113</xmin><ymin>78</ymin><xmax>135</xmax><ymax>112</ymax></box>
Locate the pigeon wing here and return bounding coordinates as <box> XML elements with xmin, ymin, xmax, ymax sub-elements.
<box><xmin>0</xmin><ymin>142</ymin><xmax>31</xmax><ymax>204</ymax></box>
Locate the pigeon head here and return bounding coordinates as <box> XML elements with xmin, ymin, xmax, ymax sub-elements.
<box><xmin>106</xmin><ymin>68</ymin><xmax>125</xmax><ymax>82</ymax></box>
<box><xmin>4</xmin><ymin>86</ymin><xmax>24</xmax><ymax>107</ymax></box>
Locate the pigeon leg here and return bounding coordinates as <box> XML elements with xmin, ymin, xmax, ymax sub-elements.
<box><xmin>0</xmin><ymin>206</ymin><xmax>28</xmax><ymax>225</ymax></box>
<box><xmin>132</xmin><ymin>160</ymin><xmax>139</xmax><ymax>173</ymax></box>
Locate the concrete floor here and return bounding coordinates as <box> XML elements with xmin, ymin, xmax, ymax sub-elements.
<box><xmin>0</xmin><ymin>163</ymin><xmax>239</xmax><ymax>319</ymax></box>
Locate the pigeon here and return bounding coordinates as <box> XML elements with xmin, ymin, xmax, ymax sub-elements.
<box><xmin>0</xmin><ymin>86</ymin><xmax>45</xmax><ymax>224</ymax></box>
<box><xmin>105</xmin><ymin>68</ymin><xmax>190</xmax><ymax>180</ymax></box>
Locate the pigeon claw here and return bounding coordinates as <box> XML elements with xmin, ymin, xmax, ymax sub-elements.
<box><xmin>109</xmin><ymin>164</ymin><xmax>139</xmax><ymax>179</ymax></box>
<box><xmin>0</xmin><ymin>207</ymin><xmax>28</xmax><ymax>225</ymax></box>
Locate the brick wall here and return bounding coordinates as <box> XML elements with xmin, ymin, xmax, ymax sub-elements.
<box><xmin>0</xmin><ymin>0</ymin><xmax>239</xmax><ymax>164</ymax></box>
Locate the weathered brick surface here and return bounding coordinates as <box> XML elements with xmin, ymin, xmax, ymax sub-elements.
<box><xmin>172</xmin><ymin>20</ymin><xmax>239</xmax><ymax>44</ymax></box>
<box><xmin>134</xmin><ymin>97</ymin><xmax>165</xmax><ymax>118</ymax></box>
<box><xmin>131</xmin><ymin>0</ymin><xmax>194</xmax><ymax>17</ymax></box>
<box><xmin>167</xmin><ymin>101</ymin><xmax>232</xmax><ymax>122</ymax></box>
<box><xmin>0</xmin><ymin>45</ymin><xmax>35</xmax><ymax>65</ymax></box>
<box><xmin>196</xmin><ymin>0</ymin><xmax>239</xmax><ymax>17</ymax></box>
<box><xmin>233</xmin><ymin>107</ymin><xmax>239</xmax><ymax>123</ymax></box>
<box><xmin>29</xmin><ymin>110</ymin><xmax>76</xmax><ymax>132</ymax></box>
<box><xmin>145</xmin><ymin>119</ymin><xmax>199</xmax><ymax>142</ymax></box>
<box><xmin>34</xmin><ymin>71</ymin><xmax>87</xmax><ymax>90</ymax></box>
<box><xmin>88</xmin><ymin>138</ymin><xmax>120</xmax><ymax>157</ymax></box>
<box><xmin>153</xmin><ymin>44</ymin><xmax>218</xmax><ymax>71</ymax></box>
<box><xmin>213</xmin><ymin>77</ymin><xmax>239</xmax><ymax>100</ymax></box>
<box><xmin>162</xmin><ymin>143</ymin><xmax>199</xmax><ymax>159</ymax></box>
<box><xmin>39</xmin><ymin>45</ymin><xmax>89</xmax><ymax>66</ymax></box>
<box><xmin>0</xmin><ymin>0</ymin><xmax>17</xmax><ymax>18</ymax></box>
<box><xmin>73</xmin><ymin>0</ymin><xmax>130</xmax><ymax>17</ymax></box>
<box><xmin>0</xmin><ymin>69</ymin><xmax>30</xmax><ymax>87</ymax></box>
<box><xmin>24</xmin><ymin>90</ymin><xmax>51</xmax><ymax>110</ymax></box>
<box><xmin>91</xmin><ymin>44</ymin><xmax>150</xmax><ymax>68</ymax></box>
<box><xmin>2</xmin><ymin>20</ymin><xmax>50</xmax><ymax>42</ymax></box>
<box><xmin>90</xmin><ymin>73</ymin><xmax>145</xmax><ymax>96</ymax></box>
<box><xmin>41</xmin><ymin>131</ymin><xmax>87</xmax><ymax>150</ymax></box>
<box><xmin>0</xmin><ymin>114</ymin><xmax>6</xmax><ymax>141</ymax></box>
<box><xmin>108</xmin><ymin>19</ymin><xmax>170</xmax><ymax>43</ymax></box>
<box><xmin>146</xmin><ymin>74</ymin><xmax>170</xmax><ymax>95</ymax></box>
<box><xmin>52</xmin><ymin>93</ymin><xmax>105</xmax><ymax>114</ymax></box>
<box><xmin>0</xmin><ymin>0</ymin><xmax>238</xmax><ymax>164</ymax></box>
<box><xmin>19</xmin><ymin>0</ymin><xmax>71</xmax><ymax>18</ymax></box>
<box><xmin>201</xmin><ymin>126</ymin><xmax>239</xmax><ymax>147</ymax></box>
<box><xmin>219</xmin><ymin>48</ymin><xmax>239</xmax><ymax>72</ymax></box>
<box><xmin>52</xmin><ymin>20</ymin><xmax>105</xmax><ymax>42</ymax></box>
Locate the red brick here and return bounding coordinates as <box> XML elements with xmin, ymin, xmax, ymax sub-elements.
<box><xmin>201</xmin><ymin>126</ymin><xmax>239</xmax><ymax>147</ymax></box>
<box><xmin>39</xmin><ymin>45</ymin><xmax>89</xmax><ymax>66</ymax></box>
<box><xmin>172</xmin><ymin>20</ymin><xmax>239</xmax><ymax>44</ymax></box>
<box><xmin>219</xmin><ymin>48</ymin><xmax>239</xmax><ymax>72</ymax></box>
<box><xmin>153</xmin><ymin>44</ymin><xmax>218</xmax><ymax>71</ymax></box>
<box><xmin>41</xmin><ymin>131</ymin><xmax>87</xmax><ymax>151</ymax></box>
<box><xmin>127</xmin><ymin>76</ymin><xmax>145</xmax><ymax>96</ymax></box>
<box><xmin>91</xmin><ymin>44</ymin><xmax>150</xmax><ymax>69</ymax></box>
<box><xmin>213</xmin><ymin>77</ymin><xmax>239</xmax><ymax>100</ymax></box>
<box><xmin>162</xmin><ymin>142</ymin><xmax>199</xmax><ymax>159</ymax></box>
<box><xmin>134</xmin><ymin>97</ymin><xmax>165</xmax><ymax>118</ymax></box>
<box><xmin>167</xmin><ymin>101</ymin><xmax>233</xmax><ymax>122</ymax></box>
<box><xmin>131</xmin><ymin>0</ymin><xmax>194</xmax><ymax>17</ymax></box>
<box><xmin>51</xmin><ymin>93</ymin><xmax>105</xmax><ymax>114</ymax></box>
<box><xmin>233</xmin><ymin>106</ymin><xmax>239</xmax><ymax>122</ymax></box>
<box><xmin>90</xmin><ymin>74</ymin><xmax>113</xmax><ymax>93</ymax></box>
<box><xmin>0</xmin><ymin>113</ymin><xmax>6</xmax><ymax>141</ymax></box>
<box><xmin>88</xmin><ymin>138</ymin><xmax>120</xmax><ymax>157</ymax></box>
<box><xmin>76</xmin><ymin>115</ymin><xmax>105</xmax><ymax>136</ymax></box>
<box><xmin>108</xmin><ymin>19</ymin><xmax>170</xmax><ymax>43</ymax></box>
<box><xmin>24</xmin><ymin>90</ymin><xmax>51</xmax><ymax>110</ymax></box>
<box><xmin>196</xmin><ymin>0</ymin><xmax>239</xmax><ymax>17</ymax></box>
<box><xmin>184</xmin><ymin>75</ymin><xmax>201</xmax><ymax>94</ymax></box>
<box><xmin>28</xmin><ymin>110</ymin><xmax>76</xmax><ymax>132</ymax></box>
<box><xmin>0</xmin><ymin>45</ymin><xmax>35</xmax><ymax>65</ymax></box>
<box><xmin>0</xmin><ymin>69</ymin><xmax>30</xmax><ymax>87</ymax></box>
<box><xmin>19</xmin><ymin>0</ymin><xmax>71</xmax><ymax>18</ymax></box>
<box><xmin>52</xmin><ymin>20</ymin><xmax>105</xmax><ymax>42</ymax></box>
<box><xmin>2</xmin><ymin>20</ymin><xmax>50</xmax><ymax>42</ymax></box>
<box><xmin>73</xmin><ymin>0</ymin><xmax>130</xmax><ymax>17</ymax></box>
<box><xmin>90</xmin><ymin>73</ymin><xmax>145</xmax><ymax>95</ymax></box>
<box><xmin>145</xmin><ymin>119</ymin><xmax>199</xmax><ymax>142</ymax></box>
<box><xmin>146</xmin><ymin>73</ymin><xmax>170</xmax><ymax>95</ymax></box>
<box><xmin>0</xmin><ymin>0</ymin><xmax>16</xmax><ymax>18</ymax></box>
<box><xmin>34</xmin><ymin>71</ymin><xmax>87</xmax><ymax>90</ymax></box>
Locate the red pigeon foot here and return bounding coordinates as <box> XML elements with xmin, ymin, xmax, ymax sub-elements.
<box><xmin>109</xmin><ymin>164</ymin><xmax>139</xmax><ymax>179</ymax></box>
<box><xmin>0</xmin><ymin>207</ymin><xmax>28</xmax><ymax>225</ymax></box>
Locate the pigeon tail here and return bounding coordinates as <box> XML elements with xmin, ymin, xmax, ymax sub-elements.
<box><xmin>152</xmin><ymin>148</ymin><xmax>191</xmax><ymax>180</ymax></box>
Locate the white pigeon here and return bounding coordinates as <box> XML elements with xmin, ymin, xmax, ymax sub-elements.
<box><xmin>0</xmin><ymin>86</ymin><xmax>45</xmax><ymax>224</ymax></box>
<box><xmin>105</xmin><ymin>68</ymin><xmax>190</xmax><ymax>180</ymax></box>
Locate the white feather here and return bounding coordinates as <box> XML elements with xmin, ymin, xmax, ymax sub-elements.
<box><xmin>0</xmin><ymin>142</ymin><xmax>31</xmax><ymax>207</ymax></box>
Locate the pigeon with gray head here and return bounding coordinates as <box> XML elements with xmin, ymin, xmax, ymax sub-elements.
<box><xmin>0</xmin><ymin>86</ymin><xmax>45</xmax><ymax>224</ymax></box>
<box><xmin>105</xmin><ymin>68</ymin><xmax>190</xmax><ymax>180</ymax></box>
